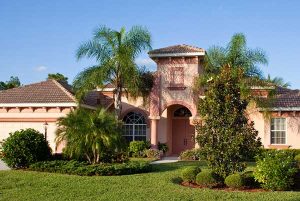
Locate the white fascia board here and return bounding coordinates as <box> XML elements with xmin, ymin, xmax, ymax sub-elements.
<box><xmin>259</xmin><ymin>107</ymin><xmax>300</xmax><ymax>111</ymax></box>
<box><xmin>149</xmin><ymin>52</ymin><xmax>205</xmax><ymax>58</ymax></box>
<box><xmin>0</xmin><ymin>103</ymin><xmax>77</xmax><ymax>107</ymax></box>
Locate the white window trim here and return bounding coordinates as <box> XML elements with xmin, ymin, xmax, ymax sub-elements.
<box><xmin>270</xmin><ymin>118</ymin><xmax>287</xmax><ymax>145</ymax></box>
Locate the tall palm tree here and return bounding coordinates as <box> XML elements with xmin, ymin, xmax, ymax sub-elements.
<box><xmin>266</xmin><ymin>74</ymin><xmax>290</xmax><ymax>88</ymax></box>
<box><xmin>74</xmin><ymin>26</ymin><xmax>152</xmax><ymax>117</ymax></box>
<box><xmin>56</xmin><ymin>108</ymin><xmax>123</xmax><ymax>164</ymax></box>
<box><xmin>204</xmin><ymin>33</ymin><xmax>268</xmax><ymax>78</ymax></box>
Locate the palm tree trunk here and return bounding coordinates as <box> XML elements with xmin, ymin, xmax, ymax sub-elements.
<box><xmin>114</xmin><ymin>85</ymin><xmax>122</xmax><ymax>118</ymax></box>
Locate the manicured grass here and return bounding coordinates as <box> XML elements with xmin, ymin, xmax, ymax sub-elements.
<box><xmin>0</xmin><ymin>161</ymin><xmax>299</xmax><ymax>201</ymax></box>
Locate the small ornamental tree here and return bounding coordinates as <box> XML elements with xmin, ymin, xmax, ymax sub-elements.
<box><xmin>196</xmin><ymin>65</ymin><xmax>262</xmax><ymax>178</ymax></box>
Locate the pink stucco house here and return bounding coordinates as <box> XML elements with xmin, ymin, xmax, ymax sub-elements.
<box><xmin>0</xmin><ymin>44</ymin><xmax>299</xmax><ymax>155</ymax></box>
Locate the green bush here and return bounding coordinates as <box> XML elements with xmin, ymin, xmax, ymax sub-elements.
<box><xmin>195</xmin><ymin>169</ymin><xmax>222</xmax><ymax>188</ymax></box>
<box><xmin>295</xmin><ymin>154</ymin><xmax>300</xmax><ymax>168</ymax></box>
<box><xmin>158</xmin><ymin>142</ymin><xmax>168</xmax><ymax>154</ymax></box>
<box><xmin>1</xmin><ymin>129</ymin><xmax>51</xmax><ymax>168</ymax></box>
<box><xmin>242</xmin><ymin>171</ymin><xmax>260</xmax><ymax>188</ymax></box>
<box><xmin>181</xmin><ymin>166</ymin><xmax>201</xmax><ymax>183</ymax></box>
<box><xmin>179</xmin><ymin>149</ymin><xmax>202</xmax><ymax>161</ymax></box>
<box><xmin>29</xmin><ymin>160</ymin><xmax>152</xmax><ymax>176</ymax></box>
<box><xmin>129</xmin><ymin>141</ymin><xmax>150</xmax><ymax>157</ymax></box>
<box><xmin>225</xmin><ymin>173</ymin><xmax>245</xmax><ymax>189</ymax></box>
<box><xmin>144</xmin><ymin>149</ymin><xmax>160</xmax><ymax>159</ymax></box>
<box><xmin>254</xmin><ymin>150</ymin><xmax>298</xmax><ymax>191</ymax></box>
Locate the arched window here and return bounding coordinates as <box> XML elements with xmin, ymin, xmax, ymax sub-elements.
<box><xmin>123</xmin><ymin>112</ymin><xmax>147</xmax><ymax>141</ymax></box>
<box><xmin>174</xmin><ymin>107</ymin><xmax>192</xmax><ymax>117</ymax></box>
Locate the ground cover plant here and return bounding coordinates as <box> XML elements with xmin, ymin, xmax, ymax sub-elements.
<box><xmin>2</xmin><ymin>161</ymin><xmax>300</xmax><ymax>201</ymax></box>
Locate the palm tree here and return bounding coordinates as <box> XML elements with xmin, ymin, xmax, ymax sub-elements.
<box><xmin>204</xmin><ymin>33</ymin><xmax>268</xmax><ymax>78</ymax></box>
<box><xmin>266</xmin><ymin>74</ymin><xmax>290</xmax><ymax>88</ymax></box>
<box><xmin>56</xmin><ymin>108</ymin><xmax>123</xmax><ymax>164</ymax></box>
<box><xmin>74</xmin><ymin>25</ymin><xmax>152</xmax><ymax>117</ymax></box>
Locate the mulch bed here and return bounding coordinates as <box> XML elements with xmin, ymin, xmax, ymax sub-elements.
<box><xmin>181</xmin><ymin>181</ymin><xmax>267</xmax><ymax>192</ymax></box>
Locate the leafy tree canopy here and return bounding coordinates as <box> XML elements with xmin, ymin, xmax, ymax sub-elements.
<box><xmin>47</xmin><ymin>73</ymin><xmax>68</xmax><ymax>82</ymax></box>
<box><xmin>196</xmin><ymin>65</ymin><xmax>262</xmax><ymax>178</ymax></box>
<box><xmin>0</xmin><ymin>76</ymin><xmax>21</xmax><ymax>90</ymax></box>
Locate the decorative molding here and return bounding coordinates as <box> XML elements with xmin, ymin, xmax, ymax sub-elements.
<box><xmin>149</xmin><ymin>52</ymin><xmax>204</xmax><ymax>58</ymax></box>
<box><xmin>0</xmin><ymin>118</ymin><xmax>57</xmax><ymax>122</ymax></box>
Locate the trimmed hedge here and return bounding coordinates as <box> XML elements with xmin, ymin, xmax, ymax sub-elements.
<box><xmin>225</xmin><ymin>173</ymin><xmax>245</xmax><ymax>189</ymax></box>
<box><xmin>129</xmin><ymin>141</ymin><xmax>150</xmax><ymax>157</ymax></box>
<box><xmin>181</xmin><ymin>166</ymin><xmax>201</xmax><ymax>183</ymax></box>
<box><xmin>1</xmin><ymin>129</ymin><xmax>51</xmax><ymax>168</ymax></box>
<box><xmin>29</xmin><ymin>160</ymin><xmax>152</xmax><ymax>176</ymax></box>
<box><xmin>195</xmin><ymin>169</ymin><xmax>222</xmax><ymax>188</ymax></box>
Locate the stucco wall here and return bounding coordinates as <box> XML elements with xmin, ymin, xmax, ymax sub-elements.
<box><xmin>248</xmin><ymin>109</ymin><xmax>300</xmax><ymax>149</ymax></box>
<box><xmin>0</xmin><ymin>107</ymin><xmax>70</xmax><ymax>152</ymax></box>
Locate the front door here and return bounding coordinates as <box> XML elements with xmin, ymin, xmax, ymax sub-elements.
<box><xmin>172</xmin><ymin>118</ymin><xmax>195</xmax><ymax>155</ymax></box>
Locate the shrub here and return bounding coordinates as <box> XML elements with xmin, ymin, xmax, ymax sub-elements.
<box><xmin>29</xmin><ymin>160</ymin><xmax>152</xmax><ymax>176</ymax></box>
<box><xmin>144</xmin><ymin>149</ymin><xmax>160</xmax><ymax>159</ymax></box>
<box><xmin>295</xmin><ymin>154</ymin><xmax>300</xmax><ymax>168</ymax></box>
<box><xmin>129</xmin><ymin>141</ymin><xmax>150</xmax><ymax>157</ymax></box>
<box><xmin>179</xmin><ymin>149</ymin><xmax>202</xmax><ymax>161</ymax></box>
<box><xmin>195</xmin><ymin>169</ymin><xmax>222</xmax><ymax>188</ymax></box>
<box><xmin>1</xmin><ymin>129</ymin><xmax>51</xmax><ymax>168</ymax></box>
<box><xmin>242</xmin><ymin>171</ymin><xmax>260</xmax><ymax>188</ymax></box>
<box><xmin>225</xmin><ymin>173</ymin><xmax>245</xmax><ymax>189</ymax></box>
<box><xmin>181</xmin><ymin>166</ymin><xmax>201</xmax><ymax>183</ymax></box>
<box><xmin>254</xmin><ymin>150</ymin><xmax>298</xmax><ymax>191</ymax></box>
<box><xmin>158</xmin><ymin>142</ymin><xmax>168</xmax><ymax>154</ymax></box>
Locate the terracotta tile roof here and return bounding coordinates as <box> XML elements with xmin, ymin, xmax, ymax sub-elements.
<box><xmin>0</xmin><ymin>79</ymin><xmax>76</xmax><ymax>104</ymax></box>
<box><xmin>83</xmin><ymin>91</ymin><xmax>113</xmax><ymax>109</ymax></box>
<box><xmin>148</xmin><ymin>44</ymin><xmax>205</xmax><ymax>55</ymax></box>
<box><xmin>272</xmin><ymin>87</ymin><xmax>300</xmax><ymax>108</ymax></box>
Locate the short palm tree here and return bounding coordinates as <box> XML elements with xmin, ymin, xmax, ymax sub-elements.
<box><xmin>56</xmin><ymin>108</ymin><xmax>123</xmax><ymax>164</ymax></box>
<box><xmin>74</xmin><ymin>25</ymin><xmax>152</xmax><ymax>117</ymax></box>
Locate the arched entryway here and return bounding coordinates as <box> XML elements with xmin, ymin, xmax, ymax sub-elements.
<box><xmin>171</xmin><ymin>106</ymin><xmax>195</xmax><ymax>155</ymax></box>
<box><xmin>158</xmin><ymin>104</ymin><xmax>195</xmax><ymax>155</ymax></box>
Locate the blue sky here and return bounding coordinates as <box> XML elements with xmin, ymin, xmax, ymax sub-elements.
<box><xmin>0</xmin><ymin>0</ymin><xmax>299</xmax><ymax>88</ymax></box>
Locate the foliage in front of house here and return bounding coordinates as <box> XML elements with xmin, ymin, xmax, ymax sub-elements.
<box><xmin>254</xmin><ymin>150</ymin><xmax>298</xmax><ymax>191</ymax></box>
<box><xmin>56</xmin><ymin>107</ymin><xmax>125</xmax><ymax>164</ymax></box>
<box><xmin>0</xmin><ymin>128</ymin><xmax>51</xmax><ymax>168</ymax></box>
<box><xmin>29</xmin><ymin>160</ymin><xmax>152</xmax><ymax>176</ymax></box>
<box><xmin>181</xmin><ymin>166</ymin><xmax>201</xmax><ymax>183</ymax></box>
<box><xmin>196</xmin><ymin>65</ymin><xmax>262</xmax><ymax>178</ymax></box>
<box><xmin>179</xmin><ymin>149</ymin><xmax>202</xmax><ymax>161</ymax></box>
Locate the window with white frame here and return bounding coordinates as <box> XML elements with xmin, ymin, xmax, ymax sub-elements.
<box><xmin>123</xmin><ymin>112</ymin><xmax>147</xmax><ymax>142</ymax></box>
<box><xmin>271</xmin><ymin>118</ymin><xmax>286</xmax><ymax>144</ymax></box>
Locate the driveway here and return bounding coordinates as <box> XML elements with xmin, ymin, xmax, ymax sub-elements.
<box><xmin>0</xmin><ymin>160</ymin><xmax>10</xmax><ymax>170</ymax></box>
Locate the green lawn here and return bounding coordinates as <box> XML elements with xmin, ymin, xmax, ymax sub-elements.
<box><xmin>0</xmin><ymin>161</ymin><xmax>299</xmax><ymax>201</ymax></box>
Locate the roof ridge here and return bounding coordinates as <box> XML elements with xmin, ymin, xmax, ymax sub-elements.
<box><xmin>50</xmin><ymin>79</ymin><xmax>77</xmax><ymax>103</ymax></box>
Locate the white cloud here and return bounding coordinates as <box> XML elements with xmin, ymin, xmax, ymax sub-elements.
<box><xmin>135</xmin><ymin>58</ymin><xmax>156</xmax><ymax>67</ymax></box>
<box><xmin>35</xmin><ymin>66</ymin><xmax>47</xmax><ymax>72</ymax></box>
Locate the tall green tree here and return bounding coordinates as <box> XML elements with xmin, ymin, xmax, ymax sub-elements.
<box><xmin>0</xmin><ymin>76</ymin><xmax>21</xmax><ymax>90</ymax></box>
<box><xmin>196</xmin><ymin>65</ymin><xmax>262</xmax><ymax>178</ymax></box>
<box><xmin>74</xmin><ymin>25</ymin><xmax>152</xmax><ymax>117</ymax></box>
<box><xmin>47</xmin><ymin>73</ymin><xmax>68</xmax><ymax>83</ymax></box>
<box><xmin>56</xmin><ymin>108</ymin><xmax>123</xmax><ymax>164</ymax></box>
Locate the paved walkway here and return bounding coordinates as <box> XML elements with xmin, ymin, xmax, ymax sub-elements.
<box><xmin>151</xmin><ymin>156</ymin><xmax>179</xmax><ymax>164</ymax></box>
<box><xmin>0</xmin><ymin>160</ymin><xmax>10</xmax><ymax>170</ymax></box>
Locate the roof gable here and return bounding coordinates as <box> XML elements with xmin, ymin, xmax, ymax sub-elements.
<box><xmin>0</xmin><ymin>79</ymin><xmax>76</xmax><ymax>104</ymax></box>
